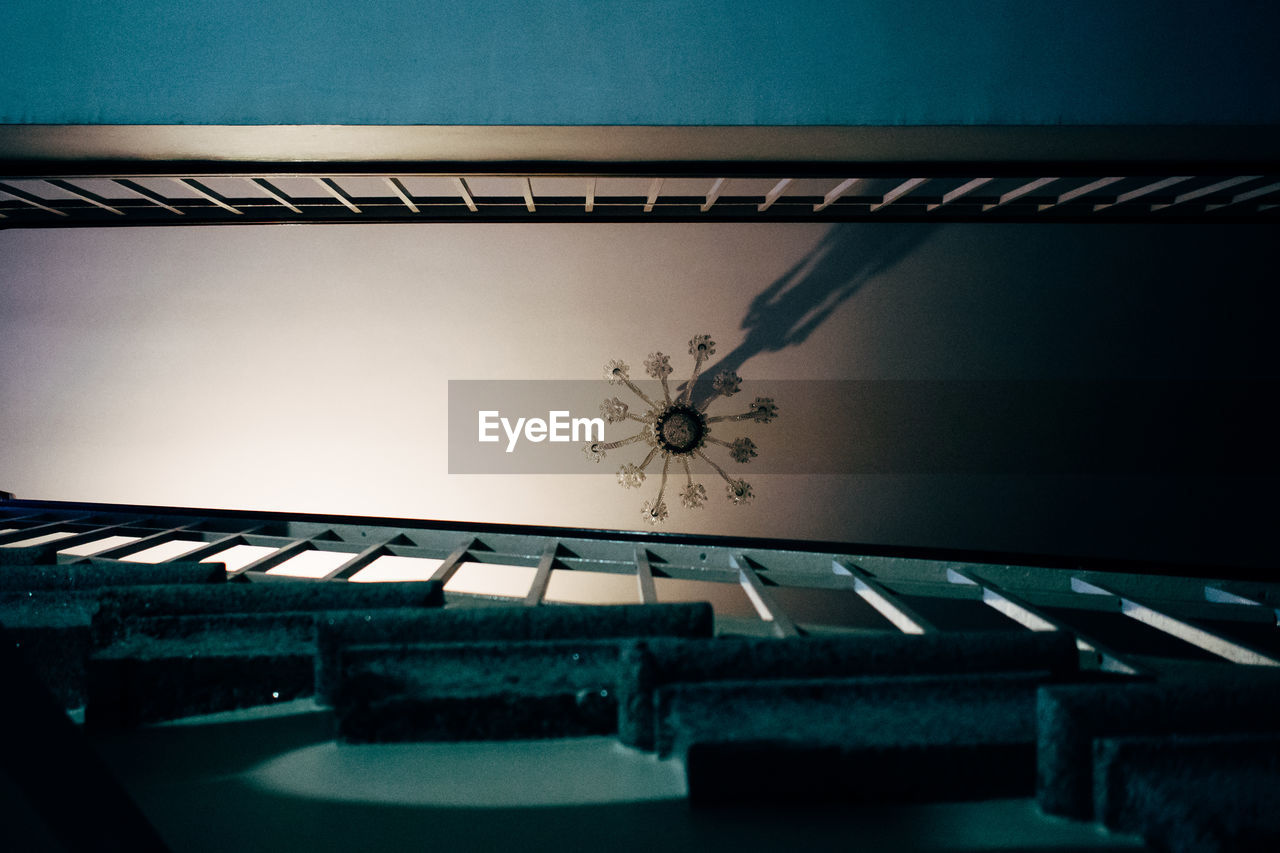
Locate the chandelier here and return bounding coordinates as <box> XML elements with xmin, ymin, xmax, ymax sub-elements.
<box><xmin>583</xmin><ymin>334</ymin><xmax>778</xmax><ymax>525</ymax></box>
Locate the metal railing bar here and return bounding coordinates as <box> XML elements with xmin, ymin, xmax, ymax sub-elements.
<box><xmin>315</xmin><ymin>177</ymin><xmax>361</xmax><ymax>213</ymax></box>
<box><xmin>813</xmin><ymin>178</ymin><xmax>862</xmax><ymax>212</ymax></box>
<box><xmin>0</xmin><ymin>181</ymin><xmax>69</xmax><ymax>217</ymax></box>
<box><xmin>756</xmin><ymin>178</ymin><xmax>792</xmax><ymax>212</ymax></box>
<box><xmin>89</xmin><ymin>525</ymin><xmax>199</xmax><ymax>560</ymax></box>
<box><xmin>870</xmin><ymin>177</ymin><xmax>928</xmax><ymax>212</ymax></box>
<box><xmin>982</xmin><ymin>177</ymin><xmax>1058</xmax><ymax>211</ymax></box>
<box><xmin>634</xmin><ymin>545</ymin><xmax>658</xmax><ymax>604</ymax></box>
<box><xmin>178</xmin><ymin>179</ymin><xmax>242</xmax><ymax>214</ymax></box>
<box><xmin>948</xmin><ymin>567</ymin><xmax>1143</xmax><ymax>674</ymax></box>
<box><xmin>700</xmin><ymin>177</ymin><xmax>728</xmax><ymax>212</ymax></box>
<box><xmin>1037</xmin><ymin>176</ymin><xmax>1124</xmax><ymax>211</ymax></box>
<box><xmin>251</xmin><ymin>178</ymin><xmax>303</xmax><ymax>213</ymax></box>
<box><xmin>428</xmin><ymin>538</ymin><xmax>476</xmax><ymax>585</ymax></box>
<box><xmin>44</xmin><ymin>180</ymin><xmax>126</xmax><ymax>215</ymax></box>
<box><xmin>834</xmin><ymin>559</ymin><xmax>936</xmax><ymax>634</ymax></box>
<box><xmin>523</xmin><ymin>541</ymin><xmax>558</xmax><ymax>605</ymax></box>
<box><xmin>521</xmin><ymin>177</ymin><xmax>536</xmax><ymax>213</ymax></box>
<box><xmin>1205</xmin><ymin>179</ymin><xmax>1280</xmax><ymax>211</ymax></box>
<box><xmin>1072</xmin><ymin>576</ymin><xmax>1280</xmax><ymax>666</ymax></box>
<box><xmin>732</xmin><ymin>553</ymin><xmax>799</xmax><ymax>637</ymax></box>
<box><xmin>383</xmin><ymin>177</ymin><xmax>419</xmax><ymax>213</ymax></box>
<box><xmin>1151</xmin><ymin>175</ymin><xmax>1260</xmax><ymax>211</ymax></box>
<box><xmin>453</xmin><ymin>177</ymin><xmax>478</xmax><ymax>212</ymax></box>
<box><xmin>1093</xmin><ymin>175</ymin><xmax>1193</xmax><ymax>211</ymax></box>
<box><xmin>927</xmin><ymin>176</ymin><xmax>995</xmax><ymax>211</ymax></box>
<box><xmin>325</xmin><ymin>542</ymin><xmax>391</xmax><ymax>580</ymax></box>
<box><xmin>112</xmin><ymin>179</ymin><xmax>185</xmax><ymax>215</ymax></box>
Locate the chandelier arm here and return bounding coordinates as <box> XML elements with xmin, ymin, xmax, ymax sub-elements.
<box><xmin>655</xmin><ymin>456</ymin><xmax>670</xmax><ymax>507</ymax></box>
<box><xmin>637</xmin><ymin>446</ymin><xmax>660</xmax><ymax>472</ymax></box>
<box><xmin>599</xmin><ymin>432</ymin><xmax>646</xmax><ymax>452</ymax></box>
<box><xmin>682</xmin><ymin>457</ymin><xmax>693</xmax><ymax>487</ymax></box>
<box><xmin>695</xmin><ymin>449</ymin><xmax>734</xmax><ymax>485</ymax></box>
<box><xmin>697</xmin><ymin>388</ymin><xmax>725</xmax><ymax>412</ymax></box>
<box><xmin>706</xmin><ymin>411</ymin><xmax>754</xmax><ymax>424</ymax></box>
<box><xmin>621</xmin><ymin>377</ymin><xmax>657</xmax><ymax>409</ymax></box>
<box><xmin>681</xmin><ymin>355</ymin><xmax>707</xmax><ymax>405</ymax></box>
<box><xmin>659</xmin><ymin>374</ymin><xmax>672</xmax><ymax>405</ymax></box>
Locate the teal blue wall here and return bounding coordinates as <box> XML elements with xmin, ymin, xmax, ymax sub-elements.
<box><xmin>3</xmin><ymin>0</ymin><xmax>1278</xmax><ymax>125</ymax></box>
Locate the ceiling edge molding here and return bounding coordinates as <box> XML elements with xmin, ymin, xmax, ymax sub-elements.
<box><xmin>3</xmin><ymin>125</ymin><xmax>1280</xmax><ymax>167</ymax></box>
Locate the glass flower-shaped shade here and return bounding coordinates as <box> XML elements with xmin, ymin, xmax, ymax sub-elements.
<box><xmin>617</xmin><ymin>463</ymin><xmax>645</xmax><ymax>489</ymax></box>
<box><xmin>688</xmin><ymin>335</ymin><xmax>716</xmax><ymax>358</ymax></box>
<box><xmin>600</xmin><ymin>396</ymin><xmax>630</xmax><ymax>423</ymax></box>
<box><xmin>749</xmin><ymin>397</ymin><xmax>778</xmax><ymax>423</ymax></box>
<box><xmin>680</xmin><ymin>482</ymin><xmax>708</xmax><ymax>509</ymax></box>
<box><xmin>726</xmin><ymin>480</ymin><xmax>754</xmax><ymax>505</ymax></box>
<box><xmin>641</xmin><ymin>498</ymin><xmax>669</xmax><ymax>525</ymax></box>
<box><xmin>729</xmin><ymin>437</ymin><xmax>758</xmax><ymax>463</ymax></box>
<box><xmin>604</xmin><ymin>359</ymin><xmax>630</xmax><ymax>384</ymax></box>
<box><xmin>644</xmin><ymin>352</ymin><xmax>673</xmax><ymax>379</ymax></box>
<box><xmin>712</xmin><ymin>370</ymin><xmax>742</xmax><ymax>396</ymax></box>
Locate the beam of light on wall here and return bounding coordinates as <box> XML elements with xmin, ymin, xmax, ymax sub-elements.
<box><xmin>949</xmin><ymin>568</ymin><xmax>1142</xmax><ymax>672</ymax></box>
<box><xmin>1203</xmin><ymin>585</ymin><xmax>1280</xmax><ymax>626</ymax></box>
<box><xmin>946</xmin><ymin>567</ymin><xmax>1058</xmax><ymax>632</ymax></box>
<box><xmin>737</xmin><ymin>570</ymin><xmax>776</xmax><ymax>622</ymax></box>
<box><xmin>348</xmin><ymin>554</ymin><xmax>445</xmax><ymax>583</ymax></box>
<box><xmin>980</xmin><ymin>588</ymin><xmax>1059</xmax><ymax>632</ymax></box>
<box><xmin>1073</xmin><ymin>575</ymin><xmax>1279</xmax><ymax>667</ymax></box>
<box><xmin>1118</xmin><ymin>599</ymin><xmax>1280</xmax><ymax>667</ymax></box>
<box><xmin>201</xmin><ymin>544</ymin><xmax>279</xmax><ymax>573</ymax></box>
<box><xmin>1204</xmin><ymin>585</ymin><xmax>1260</xmax><ymax>606</ymax></box>
<box><xmin>58</xmin><ymin>535</ymin><xmax>141</xmax><ymax>557</ymax></box>
<box><xmin>443</xmin><ymin>561</ymin><xmax>537</xmax><ymax>598</ymax></box>
<box><xmin>544</xmin><ymin>569</ymin><xmax>641</xmax><ymax>605</ymax></box>
<box><xmin>265</xmin><ymin>549</ymin><xmax>351</xmax><ymax>578</ymax></box>
<box><xmin>1</xmin><ymin>531</ymin><xmax>76</xmax><ymax>548</ymax></box>
<box><xmin>2</xmin><ymin>530</ymin><xmax>73</xmax><ymax>548</ymax></box>
<box><xmin>653</xmin><ymin>576</ymin><xmax>758</xmax><ymax>621</ymax></box>
<box><xmin>852</xmin><ymin>583</ymin><xmax>926</xmax><ymax>634</ymax></box>
<box><xmin>1072</xmin><ymin>638</ymin><xmax>1141</xmax><ymax>675</ymax></box>
<box><xmin>836</xmin><ymin>559</ymin><xmax>926</xmax><ymax>634</ymax></box>
<box><xmin>122</xmin><ymin>539</ymin><xmax>206</xmax><ymax>563</ymax></box>
<box><xmin>1070</xmin><ymin>577</ymin><xmax>1113</xmax><ymax>596</ymax></box>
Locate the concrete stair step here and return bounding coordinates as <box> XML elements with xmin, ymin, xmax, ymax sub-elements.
<box><xmin>1037</xmin><ymin>675</ymin><xmax>1280</xmax><ymax>819</ymax></box>
<box><xmin>657</xmin><ymin>670</ymin><xmax>1055</xmax><ymax>759</ymax></box>
<box><xmin>316</xmin><ymin>602</ymin><xmax>712</xmax><ymax>702</ymax></box>
<box><xmin>333</xmin><ymin>640</ymin><xmax>622</xmax><ymax>742</ymax></box>
<box><xmin>93</xmin><ymin>579</ymin><xmax>443</xmax><ymax>644</ymax></box>
<box><xmin>84</xmin><ymin>583</ymin><xmax>445</xmax><ymax>727</ymax></box>
<box><xmin>1093</xmin><ymin>733</ymin><xmax>1280</xmax><ymax>851</ymax></box>
<box><xmin>619</xmin><ymin>630</ymin><xmax>1079</xmax><ymax>751</ymax></box>
<box><xmin>0</xmin><ymin>560</ymin><xmax>225</xmax><ymax>592</ymax></box>
<box><xmin>0</xmin><ymin>564</ymin><xmax>225</xmax><ymax>708</ymax></box>
<box><xmin>87</xmin><ymin>650</ymin><xmax>315</xmax><ymax>729</ymax></box>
